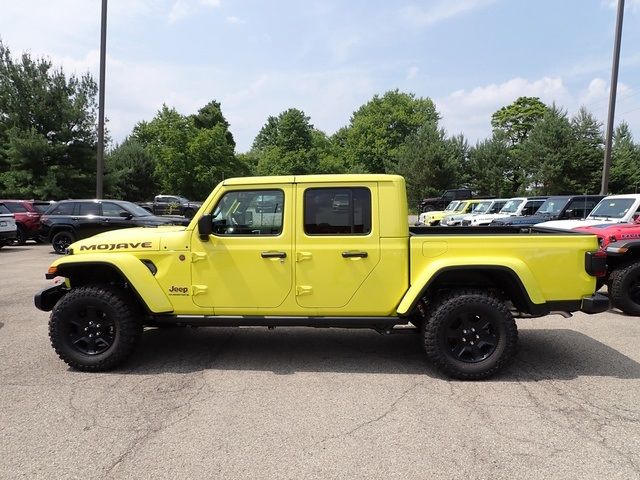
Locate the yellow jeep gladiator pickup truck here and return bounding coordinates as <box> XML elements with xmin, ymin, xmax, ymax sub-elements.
<box><xmin>35</xmin><ymin>175</ymin><xmax>608</xmax><ymax>379</ymax></box>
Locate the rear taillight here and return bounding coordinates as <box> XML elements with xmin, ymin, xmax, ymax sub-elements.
<box><xmin>585</xmin><ymin>250</ymin><xmax>607</xmax><ymax>277</ymax></box>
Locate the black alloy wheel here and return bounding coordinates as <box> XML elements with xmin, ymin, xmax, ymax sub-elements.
<box><xmin>49</xmin><ymin>284</ymin><xmax>142</xmax><ymax>371</ymax></box>
<box><xmin>64</xmin><ymin>304</ymin><xmax>116</xmax><ymax>355</ymax></box>
<box><xmin>423</xmin><ymin>289</ymin><xmax>518</xmax><ymax>380</ymax></box>
<box><xmin>439</xmin><ymin>309</ymin><xmax>498</xmax><ymax>363</ymax></box>
<box><xmin>51</xmin><ymin>231</ymin><xmax>75</xmax><ymax>254</ymax></box>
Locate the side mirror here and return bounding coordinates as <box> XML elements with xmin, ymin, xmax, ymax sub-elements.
<box><xmin>198</xmin><ymin>214</ymin><xmax>213</xmax><ymax>240</ymax></box>
<box><xmin>120</xmin><ymin>211</ymin><xmax>133</xmax><ymax>219</ymax></box>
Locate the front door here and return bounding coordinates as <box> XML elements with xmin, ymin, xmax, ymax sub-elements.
<box><xmin>191</xmin><ymin>186</ymin><xmax>293</xmax><ymax>312</ymax></box>
<box><xmin>294</xmin><ymin>183</ymin><xmax>380</xmax><ymax>309</ymax></box>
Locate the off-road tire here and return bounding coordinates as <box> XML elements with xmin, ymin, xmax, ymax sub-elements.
<box><xmin>422</xmin><ymin>289</ymin><xmax>518</xmax><ymax>380</ymax></box>
<box><xmin>609</xmin><ymin>262</ymin><xmax>640</xmax><ymax>316</ymax></box>
<box><xmin>51</xmin><ymin>230</ymin><xmax>75</xmax><ymax>254</ymax></box>
<box><xmin>49</xmin><ymin>285</ymin><xmax>142</xmax><ymax>371</ymax></box>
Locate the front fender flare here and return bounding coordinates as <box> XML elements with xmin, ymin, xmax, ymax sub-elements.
<box><xmin>48</xmin><ymin>254</ymin><xmax>174</xmax><ymax>313</ymax></box>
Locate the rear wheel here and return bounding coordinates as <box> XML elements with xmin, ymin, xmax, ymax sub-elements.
<box><xmin>423</xmin><ymin>289</ymin><xmax>518</xmax><ymax>380</ymax></box>
<box><xmin>49</xmin><ymin>285</ymin><xmax>142</xmax><ymax>371</ymax></box>
<box><xmin>51</xmin><ymin>230</ymin><xmax>75</xmax><ymax>254</ymax></box>
<box><xmin>609</xmin><ymin>262</ymin><xmax>640</xmax><ymax>315</ymax></box>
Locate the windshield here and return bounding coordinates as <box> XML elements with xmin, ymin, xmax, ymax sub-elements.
<box><xmin>589</xmin><ymin>198</ymin><xmax>635</xmax><ymax>219</ymax></box>
<box><xmin>454</xmin><ymin>202</ymin><xmax>467</xmax><ymax>212</ymax></box>
<box><xmin>470</xmin><ymin>201</ymin><xmax>492</xmax><ymax>214</ymax></box>
<box><xmin>444</xmin><ymin>201</ymin><xmax>460</xmax><ymax>211</ymax></box>
<box><xmin>500</xmin><ymin>199</ymin><xmax>524</xmax><ymax>214</ymax></box>
<box><xmin>489</xmin><ymin>201</ymin><xmax>507</xmax><ymax>213</ymax></box>
<box><xmin>121</xmin><ymin>201</ymin><xmax>153</xmax><ymax>217</ymax></box>
<box><xmin>537</xmin><ymin>198</ymin><xmax>569</xmax><ymax>215</ymax></box>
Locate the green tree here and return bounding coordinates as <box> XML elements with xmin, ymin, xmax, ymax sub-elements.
<box><xmin>519</xmin><ymin>105</ymin><xmax>574</xmax><ymax>194</ymax></box>
<box><xmin>340</xmin><ymin>90</ymin><xmax>439</xmax><ymax>173</ymax></box>
<box><xmin>132</xmin><ymin>101</ymin><xmax>241</xmax><ymax>199</ymax></box>
<box><xmin>610</xmin><ymin>122</ymin><xmax>640</xmax><ymax>193</ymax></box>
<box><xmin>568</xmin><ymin>107</ymin><xmax>603</xmax><ymax>194</ymax></box>
<box><xmin>395</xmin><ymin>123</ymin><xmax>467</xmax><ymax>208</ymax></box>
<box><xmin>467</xmin><ymin>133</ymin><xmax>511</xmax><ymax>196</ymax></box>
<box><xmin>490</xmin><ymin>97</ymin><xmax>549</xmax><ymax>194</ymax></box>
<box><xmin>104</xmin><ymin>139</ymin><xmax>158</xmax><ymax>201</ymax></box>
<box><xmin>0</xmin><ymin>41</ymin><xmax>98</xmax><ymax>199</ymax></box>
<box><xmin>491</xmin><ymin>96</ymin><xmax>549</xmax><ymax>146</ymax></box>
<box><xmin>253</xmin><ymin>109</ymin><xmax>316</xmax><ymax>175</ymax></box>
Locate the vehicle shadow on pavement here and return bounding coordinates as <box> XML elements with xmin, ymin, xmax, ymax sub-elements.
<box><xmin>117</xmin><ymin>327</ymin><xmax>640</xmax><ymax>381</ymax></box>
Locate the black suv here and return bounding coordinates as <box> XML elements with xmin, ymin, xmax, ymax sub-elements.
<box><xmin>40</xmin><ymin>199</ymin><xmax>189</xmax><ymax>253</ymax></box>
<box><xmin>489</xmin><ymin>195</ymin><xmax>604</xmax><ymax>228</ymax></box>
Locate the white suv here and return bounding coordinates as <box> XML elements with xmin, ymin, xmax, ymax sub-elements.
<box><xmin>536</xmin><ymin>194</ymin><xmax>640</xmax><ymax>231</ymax></box>
<box><xmin>0</xmin><ymin>203</ymin><xmax>17</xmax><ymax>248</ymax></box>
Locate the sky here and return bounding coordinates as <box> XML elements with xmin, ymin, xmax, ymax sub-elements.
<box><xmin>1</xmin><ymin>0</ymin><xmax>639</xmax><ymax>152</ymax></box>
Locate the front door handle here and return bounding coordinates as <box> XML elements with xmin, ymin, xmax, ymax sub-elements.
<box><xmin>261</xmin><ymin>251</ymin><xmax>287</xmax><ymax>259</ymax></box>
<box><xmin>342</xmin><ymin>251</ymin><xmax>368</xmax><ymax>258</ymax></box>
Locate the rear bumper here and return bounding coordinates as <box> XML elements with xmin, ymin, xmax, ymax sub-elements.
<box><xmin>581</xmin><ymin>293</ymin><xmax>610</xmax><ymax>314</ymax></box>
<box><xmin>34</xmin><ymin>284</ymin><xmax>68</xmax><ymax>312</ymax></box>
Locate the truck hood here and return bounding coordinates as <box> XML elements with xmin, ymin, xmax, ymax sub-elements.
<box><xmin>492</xmin><ymin>213</ymin><xmax>555</xmax><ymax>225</ymax></box>
<box><xmin>69</xmin><ymin>225</ymin><xmax>186</xmax><ymax>254</ymax></box>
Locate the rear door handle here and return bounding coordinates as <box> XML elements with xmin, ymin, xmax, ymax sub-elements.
<box><xmin>261</xmin><ymin>251</ymin><xmax>287</xmax><ymax>259</ymax></box>
<box><xmin>342</xmin><ymin>251</ymin><xmax>368</xmax><ymax>258</ymax></box>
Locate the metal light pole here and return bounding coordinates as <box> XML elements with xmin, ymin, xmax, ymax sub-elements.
<box><xmin>600</xmin><ymin>0</ymin><xmax>625</xmax><ymax>195</ymax></box>
<box><xmin>96</xmin><ymin>0</ymin><xmax>108</xmax><ymax>198</ymax></box>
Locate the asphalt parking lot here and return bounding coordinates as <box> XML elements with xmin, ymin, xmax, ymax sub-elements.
<box><xmin>1</xmin><ymin>244</ymin><xmax>640</xmax><ymax>479</ymax></box>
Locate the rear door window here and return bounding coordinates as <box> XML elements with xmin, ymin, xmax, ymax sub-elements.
<box><xmin>4</xmin><ymin>202</ymin><xmax>28</xmax><ymax>213</ymax></box>
<box><xmin>304</xmin><ymin>188</ymin><xmax>371</xmax><ymax>235</ymax></box>
<box><xmin>78</xmin><ymin>202</ymin><xmax>100</xmax><ymax>216</ymax></box>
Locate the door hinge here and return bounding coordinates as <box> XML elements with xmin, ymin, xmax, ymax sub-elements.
<box><xmin>191</xmin><ymin>252</ymin><xmax>207</xmax><ymax>263</ymax></box>
<box><xmin>191</xmin><ymin>285</ymin><xmax>208</xmax><ymax>296</ymax></box>
<box><xmin>296</xmin><ymin>252</ymin><xmax>313</xmax><ymax>262</ymax></box>
<box><xmin>296</xmin><ymin>285</ymin><xmax>313</xmax><ymax>296</ymax></box>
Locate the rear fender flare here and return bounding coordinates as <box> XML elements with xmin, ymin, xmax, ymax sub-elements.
<box><xmin>396</xmin><ymin>259</ymin><xmax>544</xmax><ymax>316</ymax></box>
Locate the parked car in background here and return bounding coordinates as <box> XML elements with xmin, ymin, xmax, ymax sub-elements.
<box><xmin>573</xmin><ymin>222</ymin><xmax>640</xmax><ymax>315</ymax></box>
<box><xmin>461</xmin><ymin>197</ymin><xmax>547</xmax><ymax>226</ymax></box>
<box><xmin>40</xmin><ymin>199</ymin><xmax>190</xmax><ymax>254</ymax></box>
<box><xmin>138</xmin><ymin>195</ymin><xmax>202</xmax><ymax>219</ymax></box>
<box><xmin>442</xmin><ymin>199</ymin><xmax>507</xmax><ymax>226</ymax></box>
<box><xmin>0</xmin><ymin>199</ymin><xmax>55</xmax><ymax>245</ymax></box>
<box><xmin>0</xmin><ymin>203</ymin><xmax>17</xmax><ymax>248</ymax></box>
<box><xmin>535</xmin><ymin>194</ymin><xmax>640</xmax><ymax>231</ymax></box>
<box><xmin>490</xmin><ymin>195</ymin><xmax>604</xmax><ymax>228</ymax></box>
<box><xmin>416</xmin><ymin>200</ymin><xmax>464</xmax><ymax>227</ymax></box>
<box><xmin>418</xmin><ymin>188</ymin><xmax>472</xmax><ymax>213</ymax></box>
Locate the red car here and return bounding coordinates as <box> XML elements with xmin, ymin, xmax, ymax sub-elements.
<box><xmin>574</xmin><ymin>222</ymin><xmax>640</xmax><ymax>315</ymax></box>
<box><xmin>0</xmin><ymin>200</ymin><xmax>54</xmax><ymax>245</ymax></box>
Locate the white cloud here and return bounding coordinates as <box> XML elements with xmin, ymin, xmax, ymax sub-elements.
<box><xmin>399</xmin><ymin>0</ymin><xmax>497</xmax><ymax>27</ymax></box>
<box><xmin>406</xmin><ymin>66</ymin><xmax>419</xmax><ymax>80</ymax></box>
<box><xmin>168</xmin><ymin>0</ymin><xmax>221</xmax><ymax>23</ymax></box>
<box><xmin>226</xmin><ymin>16</ymin><xmax>244</xmax><ymax>24</ymax></box>
<box><xmin>436</xmin><ymin>76</ymin><xmax>570</xmax><ymax>140</ymax></box>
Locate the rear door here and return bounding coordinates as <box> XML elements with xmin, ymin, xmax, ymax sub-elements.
<box><xmin>294</xmin><ymin>183</ymin><xmax>380</xmax><ymax>308</ymax></box>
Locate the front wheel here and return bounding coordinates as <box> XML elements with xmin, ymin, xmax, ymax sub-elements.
<box><xmin>51</xmin><ymin>230</ymin><xmax>75</xmax><ymax>254</ymax></box>
<box><xmin>48</xmin><ymin>285</ymin><xmax>142</xmax><ymax>371</ymax></box>
<box><xmin>183</xmin><ymin>208</ymin><xmax>195</xmax><ymax>219</ymax></box>
<box><xmin>609</xmin><ymin>262</ymin><xmax>640</xmax><ymax>315</ymax></box>
<box><xmin>423</xmin><ymin>289</ymin><xmax>518</xmax><ymax>380</ymax></box>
